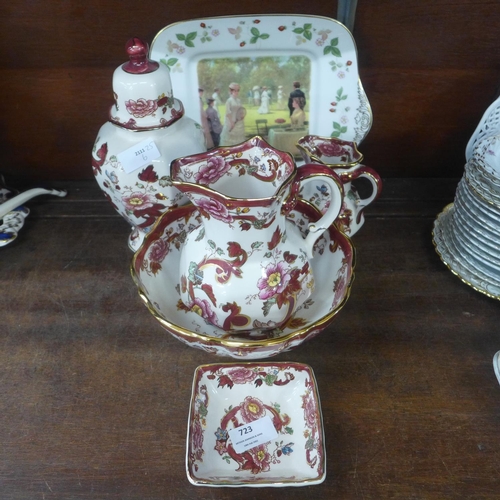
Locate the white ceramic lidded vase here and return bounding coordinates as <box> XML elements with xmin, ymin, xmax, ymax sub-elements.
<box><xmin>92</xmin><ymin>38</ymin><xmax>206</xmax><ymax>251</ymax></box>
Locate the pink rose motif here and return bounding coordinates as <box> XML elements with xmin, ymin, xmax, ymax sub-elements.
<box><xmin>257</xmin><ymin>261</ymin><xmax>291</xmax><ymax>300</ymax></box>
<box><xmin>149</xmin><ymin>238</ymin><xmax>169</xmax><ymax>263</ymax></box>
<box><xmin>317</xmin><ymin>140</ymin><xmax>346</xmax><ymax>159</ymax></box>
<box><xmin>125</xmin><ymin>98</ymin><xmax>158</xmax><ymax>118</ymax></box>
<box><xmin>196</xmin><ymin>197</ymin><xmax>233</xmax><ymax>223</ymax></box>
<box><xmin>122</xmin><ymin>191</ymin><xmax>156</xmax><ymax>211</ymax></box>
<box><xmin>240</xmin><ymin>396</ymin><xmax>265</xmax><ymax>423</ymax></box>
<box><xmin>194</xmin><ymin>156</ymin><xmax>231</xmax><ymax>185</ymax></box>
<box><xmin>248</xmin><ymin>444</ymin><xmax>272</xmax><ymax>473</ymax></box>
<box><xmin>188</xmin><ymin>297</ymin><xmax>219</xmax><ymax>326</ymax></box>
<box><xmin>227</xmin><ymin>367</ymin><xmax>257</xmax><ymax>384</ymax></box>
<box><xmin>301</xmin><ymin>392</ymin><xmax>317</xmax><ymax>429</ymax></box>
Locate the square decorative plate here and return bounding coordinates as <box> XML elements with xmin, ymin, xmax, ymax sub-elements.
<box><xmin>150</xmin><ymin>14</ymin><xmax>372</xmax><ymax>145</ymax></box>
<box><xmin>186</xmin><ymin>362</ymin><xmax>326</xmax><ymax>487</ymax></box>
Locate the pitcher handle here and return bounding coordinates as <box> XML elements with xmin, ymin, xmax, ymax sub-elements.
<box><xmin>345</xmin><ymin>165</ymin><xmax>382</xmax><ymax>209</ymax></box>
<box><xmin>288</xmin><ymin>164</ymin><xmax>344</xmax><ymax>258</ymax></box>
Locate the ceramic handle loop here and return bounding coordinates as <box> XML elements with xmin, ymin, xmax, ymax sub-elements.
<box><xmin>345</xmin><ymin>164</ymin><xmax>382</xmax><ymax>209</ymax></box>
<box><xmin>292</xmin><ymin>164</ymin><xmax>344</xmax><ymax>258</ymax></box>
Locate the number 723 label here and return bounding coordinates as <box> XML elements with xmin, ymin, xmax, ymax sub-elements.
<box><xmin>227</xmin><ymin>415</ymin><xmax>278</xmax><ymax>454</ymax></box>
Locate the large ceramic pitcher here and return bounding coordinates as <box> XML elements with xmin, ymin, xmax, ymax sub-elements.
<box><xmin>170</xmin><ymin>137</ymin><xmax>344</xmax><ymax>332</ymax></box>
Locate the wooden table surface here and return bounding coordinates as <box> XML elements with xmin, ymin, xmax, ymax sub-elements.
<box><xmin>2</xmin><ymin>178</ymin><xmax>500</xmax><ymax>499</ymax></box>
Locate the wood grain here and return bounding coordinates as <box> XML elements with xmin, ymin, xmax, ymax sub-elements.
<box><xmin>1</xmin><ymin>179</ymin><xmax>500</xmax><ymax>499</ymax></box>
<box><xmin>2</xmin><ymin>2</ymin><xmax>500</xmax><ymax>181</ymax></box>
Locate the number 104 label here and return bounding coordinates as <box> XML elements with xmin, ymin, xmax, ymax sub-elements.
<box><xmin>117</xmin><ymin>138</ymin><xmax>161</xmax><ymax>174</ymax></box>
<box><xmin>228</xmin><ymin>415</ymin><xmax>278</xmax><ymax>454</ymax></box>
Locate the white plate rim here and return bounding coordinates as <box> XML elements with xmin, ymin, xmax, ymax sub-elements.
<box><xmin>150</xmin><ymin>13</ymin><xmax>372</xmax><ymax>144</ymax></box>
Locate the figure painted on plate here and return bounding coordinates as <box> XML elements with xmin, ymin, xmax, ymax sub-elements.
<box><xmin>220</xmin><ymin>82</ymin><xmax>246</xmax><ymax>146</ymax></box>
<box><xmin>277</xmin><ymin>85</ymin><xmax>284</xmax><ymax>110</ymax></box>
<box><xmin>199</xmin><ymin>88</ymin><xmax>214</xmax><ymax>149</ymax></box>
<box><xmin>288</xmin><ymin>81</ymin><xmax>306</xmax><ymax>117</ymax></box>
<box><xmin>211</xmin><ymin>87</ymin><xmax>222</xmax><ymax>113</ymax></box>
<box><xmin>290</xmin><ymin>97</ymin><xmax>306</xmax><ymax>128</ymax></box>
<box><xmin>206</xmin><ymin>98</ymin><xmax>222</xmax><ymax>147</ymax></box>
<box><xmin>258</xmin><ymin>87</ymin><xmax>270</xmax><ymax>114</ymax></box>
<box><xmin>253</xmin><ymin>86</ymin><xmax>261</xmax><ymax>107</ymax></box>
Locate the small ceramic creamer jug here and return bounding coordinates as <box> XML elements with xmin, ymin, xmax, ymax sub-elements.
<box><xmin>91</xmin><ymin>38</ymin><xmax>206</xmax><ymax>251</ymax></box>
<box><xmin>170</xmin><ymin>136</ymin><xmax>344</xmax><ymax>332</ymax></box>
<box><xmin>297</xmin><ymin>135</ymin><xmax>382</xmax><ymax>235</ymax></box>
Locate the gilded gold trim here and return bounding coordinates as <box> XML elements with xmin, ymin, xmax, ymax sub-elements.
<box><xmin>186</xmin><ymin>361</ymin><xmax>326</xmax><ymax>486</ymax></box>
<box><xmin>463</xmin><ymin>174</ymin><xmax>500</xmax><ymax>209</ymax></box>
<box><xmin>295</xmin><ymin>136</ymin><xmax>364</xmax><ymax>168</ymax></box>
<box><xmin>432</xmin><ymin>203</ymin><xmax>500</xmax><ymax>301</ymax></box>
<box><xmin>130</xmin><ymin>223</ymin><xmax>356</xmax><ymax>348</ymax></box>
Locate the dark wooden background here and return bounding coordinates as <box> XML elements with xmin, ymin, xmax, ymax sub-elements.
<box><xmin>1</xmin><ymin>0</ymin><xmax>500</xmax><ymax>182</ymax></box>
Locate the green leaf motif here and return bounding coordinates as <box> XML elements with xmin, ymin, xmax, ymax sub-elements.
<box><xmin>285</xmin><ymin>426</ymin><xmax>294</xmax><ymax>435</ymax></box>
<box><xmin>188</xmin><ymin>261</ymin><xmax>202</xmax><ymax>283</ymax></box>
<box><xmin>336</xmin><ymin>87</ymin><xmax>347</xmax><ymax>101</ymax></box>
<box><xmin>331</xmin><ymin>122</ymin><xmax>348</xmax><ymax>137</ymax></box>
<box><xmin>195</xmin><ymin>227</ymin><xmax>205</xmax><ymax>241</ymax></box>
<box><xmin>305</xmin><ymin>436</ymin><xmax>314</xmax><ymax>449</ymax></box>
<box><xmin>166</xmin><ymin>58</ymin><xmax>178</xmax><ymax>67</ymax></box>
<box><xmin>249</xmin><ymin>28</ymin><xmax>270</xmax><ymax>44</ymax></box>
<box><xmin>262</xmin><ymin>298</ymin><xmax>276</xmax><ymax>317</ymax></box>
<box><xmin>198</xmin><ymin>403</ymin><xmax>208</xmax><ymax>417</ymax></box>
<box><xmin>324</xmin><ymin>37</ymin><xmax>342</xmax><ymax>58</ymax></box>
<box><xmin>293</xmin><ymin>24</ymin><xmax>312</xmax><ymax>40</ymax></box>
<box><xmin>208</xmin><ymin>239</ymin><xmax>216</xmax><ymax>249</ymax></box>
<box><xmin>176</xmin><ymin>31</ymin><xmax>197</xmax><ymax>48</ymax></box>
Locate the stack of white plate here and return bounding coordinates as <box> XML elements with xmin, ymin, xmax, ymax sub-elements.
<box><xmin>433</xmin><ymin>133</ymin><xmax>500</xmax><ymax>300</ymax></box>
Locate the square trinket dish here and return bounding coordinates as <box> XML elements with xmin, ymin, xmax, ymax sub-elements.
<box><xmin>186</xmin><ymin>362</ymin><xmax>325</xmax><ymax>487</ymax></box>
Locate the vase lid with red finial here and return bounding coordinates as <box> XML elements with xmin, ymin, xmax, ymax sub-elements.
<box><xmin>109</xmin><ymin>37</ymin><xmax>184</xmax><ymax>130</ymax></box>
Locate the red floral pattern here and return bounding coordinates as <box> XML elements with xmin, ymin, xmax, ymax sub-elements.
<box><xmin>194</xmin><ymin>156</ymin><xmax>231</xmax><ymax>185</ymax></box>
<box><xmin>227</xmin><ymin>367</ymin><xmax>258</xmax><ymax>384</ymax></box>
<box><xmin>317</xmin><ymin>140</ymin><xmax>345</xmax><ymax>158</ymax></box>
<box><xmin>125</xmin><ymin>98</ymin><xmax>158</xmax><ymax>118</ymax></box>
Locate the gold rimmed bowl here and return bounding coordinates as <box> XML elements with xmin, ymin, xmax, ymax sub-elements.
<box><xmin>131</xmin><ymin>199</ymin><xmax>355</xmax><ymax>359</ymax></box>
